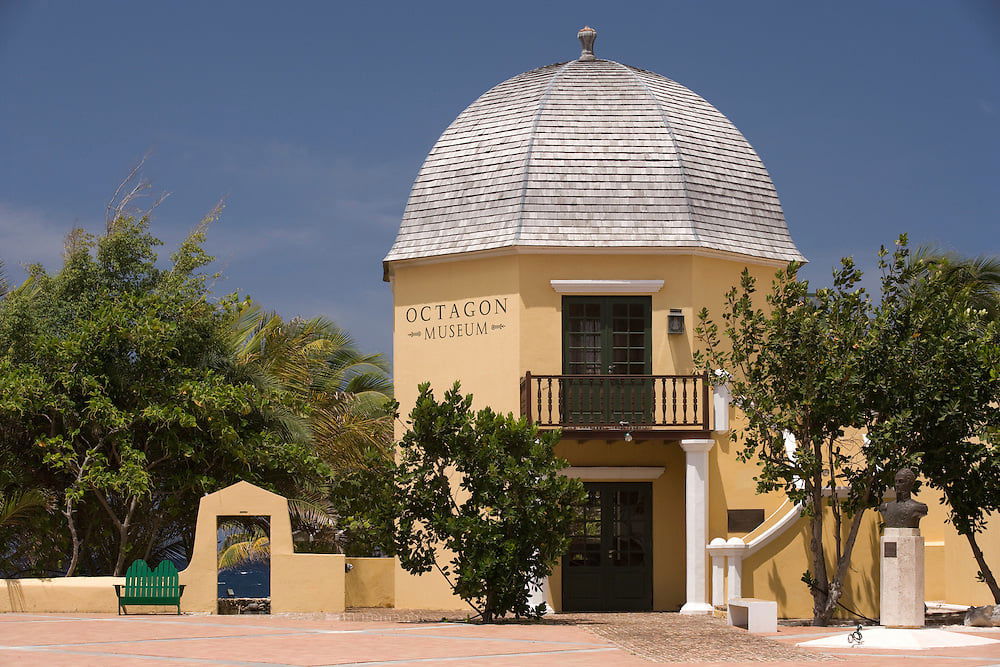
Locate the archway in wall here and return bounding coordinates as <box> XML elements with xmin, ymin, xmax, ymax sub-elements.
<box><xmin>180</xmin><ymin>481</ymin><xmax>346</xmax><ymax>614</ymax></box>
<box><xmin>217</xmin><ymin>516</ymin><xmax>271</xmax><ymax>614</ymax></box>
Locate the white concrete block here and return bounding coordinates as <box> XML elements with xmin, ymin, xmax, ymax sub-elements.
<box><xmin>728</xmin><ymin>598</ymin><xmax>778</xmax><ymax>634</ymax></box>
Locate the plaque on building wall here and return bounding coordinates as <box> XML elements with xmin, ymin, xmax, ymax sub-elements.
<box><xmin>402</xmin><ymin>298</ymin><xmax>510</xmax><ymax>341</ymax></box>
<box><xmin>728</xmin><ymin>509</ymin><xmax>765</xmax><ymax>533</ymax></box>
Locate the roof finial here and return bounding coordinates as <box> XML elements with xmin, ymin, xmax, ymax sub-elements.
<box><xmin>577</xmin><ymin>26</ymin><xmax>597</xmax><ymax>61</ymax></box>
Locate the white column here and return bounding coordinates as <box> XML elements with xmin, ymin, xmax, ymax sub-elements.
<box><xmin>526</xmin><ymin>572</ymin><xmax>552</xmax><ymax>615</ymax></box>
<box><xmin>709</xmin><ymin>539</ymin><xmax>727</xmax><ymax>607</ymax></box>
<box><xmin>727</xmin><ymin>551</ymin><xmax>743</xmax><ymax>601</ymax></box>
<box><xmin>680</xmin><ymin>438</ymin><xmax>714</xmax><ymax>614</ymax></box>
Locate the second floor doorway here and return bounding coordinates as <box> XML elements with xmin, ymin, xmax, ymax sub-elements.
<box><xmin>562</xmin><ymin>296</ymin><xmax>652</xmax><ymax>426</ymax></box>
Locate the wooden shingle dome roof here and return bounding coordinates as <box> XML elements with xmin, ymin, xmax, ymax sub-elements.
<box><xmin>385</xmin><ymin>30</ymin><xmax>804</xmax><ymax>267</ymax></box>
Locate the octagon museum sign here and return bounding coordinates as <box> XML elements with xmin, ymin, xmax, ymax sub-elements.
<box><xmin>403</xmin><ymin>298</ymin><xmax>509</xmax><ymax>341</ymax></box>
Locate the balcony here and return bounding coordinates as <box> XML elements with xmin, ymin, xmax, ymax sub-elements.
<box><xmin>520</xmin><ymin>372</ymin><xmax>711</xmax><ymax>440</ymax></box>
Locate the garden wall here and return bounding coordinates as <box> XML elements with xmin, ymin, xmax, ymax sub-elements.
<box><xmin>0</xmin><ymin>576</ymin><xmax>125</xmax><ymax>613</ymax></box>
<box><xmin>345</xmin><ymin>558</ymin><xmax>394</xmax><ymax>607</ymax></box>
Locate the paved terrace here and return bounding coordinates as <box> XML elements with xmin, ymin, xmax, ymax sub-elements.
<box><xmin>1</xmin><ymin>609</ymin><xmax>999</xmax><ymax>665</ymax></box>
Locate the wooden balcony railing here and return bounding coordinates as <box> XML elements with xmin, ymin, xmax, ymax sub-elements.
<box><xmin>520</xmin><ymin>372</ymin><xmax>711</xmax><ymax>439</ymax></box>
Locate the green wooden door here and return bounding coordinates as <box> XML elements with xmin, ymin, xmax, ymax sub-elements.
<box><xmin>562</xmin><ymin>297</ymin><xmax>652</xmax><ymax>426</ymax></box>
<box><xmin>562</xmin><ymin>482</ymin><xmax>653</xmax><ymax>611</ymax></box>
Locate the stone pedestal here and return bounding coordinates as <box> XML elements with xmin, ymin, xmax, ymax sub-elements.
<box><xmin>880</xmin><ymin>527</ymin><xmax>925</xmax><ymax>628</ymax></box>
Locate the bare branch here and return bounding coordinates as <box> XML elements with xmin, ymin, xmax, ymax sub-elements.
<box><xmin>106</xmin><ymin>153</ymin><xmax>149</xmax><ymax>227</ymax></box>
<box><xmin>194</xmin><ymin>198</ymin><xmax>226</xmax><ymax>237</ymax></box>
<box><xmin>105</xmin><ymin>152</ymin><xmax>171</xmax><ymax>231</ymax></box>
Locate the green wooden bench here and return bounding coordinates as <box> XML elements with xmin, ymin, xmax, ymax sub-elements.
<box><xmin>114</xmin><ymin>559</ymin><xmax>185</xmax><ymax>615</ymax></box>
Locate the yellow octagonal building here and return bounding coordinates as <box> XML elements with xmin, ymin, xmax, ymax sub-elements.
<box><xmin>383</xmin><ymin>28</ymin><xmax>995</xmax><ymax>617</ymax></box>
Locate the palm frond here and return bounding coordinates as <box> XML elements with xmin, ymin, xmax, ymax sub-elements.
<box><xmin>217</xmin><ymin>535</ymin><xmax>270</xmax><ymax>570</ymax></box>
<box><xmin>0</xmin><ymin>489</ymin><xmax>51</xmax><ymax>527</ymax></box>
<box><xmin>909</xmin><ymin>245</ymin><xmax>1000</xmax><ymax>317</ymax></box>
<box><xmin>287</xmin><ymin>496</ymin><xmax>338</xmax><ymax>530</ymax></box>
<box><xmin>217</xmin><ymin>521</ymin><xmax>270</xmax><ymax>570</ymax></box>
<box><xmin>221</xmin><ymin>304</ymin><xmax>394</xmax><ymax>472</ymax></box>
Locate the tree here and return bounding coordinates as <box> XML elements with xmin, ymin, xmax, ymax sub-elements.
<box><xmin>0</xmin><ymin>486</ymin><xmax>52</xmax><ymax>575</ymax></box>
<box><xmin>877</xmin><ymin>245</ymin><xmax>1000</xmax><ymax>601</ymax></box>
<box><xmin>328</xmin><ymin>446</ymin><xmax>398</xmax><ymax>557</ymax></box>
<box><xmin>0</xmin><ymin>171</ymin><xmax>395</xmax><ymax>576</ymax></box>
<box><xmin>392</xmin><ymin>383</ymin><xmax>585</xmax><ymax>622</ymax></box>
<box><xmin>225</xmin><ymin>304</ymin><xmax>393</xmax><ymax>471</ymax></box>
<box><xmin>907</xmin><ymin>246</ymin><xmax>1000</xmax><ymax>318</ymax></box>
<box><xmin>0</xmin><ymin>212</ymin><xmax>328</xmax><ymax>575</ymax></box>
<box><xmin>696</xmin><ymin>237</ymin><xmax>1000</xmax><ymax>623</ymax></box>
<box><xmin>224</xmin><ymin>304</ymin><xmax>396</xmax><ymax>556</ymax></box>
<box><xmin>695</xmin><ymin>254</ymin><xmax>904</xmax><ymax>625</ymax></box>
<box><xmin>217</xmin><ymin>518</ymin><xmax>271</xmax><ymax>570</ymax></box>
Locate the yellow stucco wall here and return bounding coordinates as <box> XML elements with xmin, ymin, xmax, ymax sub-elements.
<box><xmin>0</xmin><ymin>482</ymin><xmax>351</xmax><ymax>615</ymax></box>
<box><xmin>180</xmin><ymin>481</ymin><xmax>345</xmax><ymax>614</ymax></box>
<box><xmin>346</xmin><ymin>558</ymin><xmax>395</xmax><ymax>607</ymax></box>
<box><xmin>387</xmin><ymin>250</ymin><xmax>1000</xmax><ymax>617</ymax></box>
<box><xmin>740</xmin><ymin>507</ymin><xmax>882</xmax><ymax>619</ymax></box>
<box><xmin>389</xmin><ymin>251</ymin><xmax>781</xmax><ymax>612</ymax></box>
<box><xmin>390</xmin><ymin>255</ymin><xmax>522</xmax><ymax>610</ymax></box>
<box><xmin>0</xmin><ymin>577</ymin><xmax>125</xmax><ymax>613</ymax></box>
<box><xmin>944</xmin><ymin>514</ymin><xmax>1000</xmax><ymax>606</ymax></box>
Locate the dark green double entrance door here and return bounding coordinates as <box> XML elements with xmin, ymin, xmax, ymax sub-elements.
<box><xmin>562</xmin><ymin>482</ymin><xmax>653</xmax><ymax>611</ymax></box>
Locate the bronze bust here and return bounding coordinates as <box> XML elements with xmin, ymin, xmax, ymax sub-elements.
<box><xmin>879</xmin><ymin>468</ymin><xmax>928</xmax><ymax>529</ymax></box>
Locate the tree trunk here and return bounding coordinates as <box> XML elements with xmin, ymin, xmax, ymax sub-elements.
<box><xmin>142</xmin><ymin>510</ymin><xmax>163</xmax><ymax>562</ymax></box>
<box><xmin>815</xmin><ymin>508</ymin><xmax>869</xmax><ymax>625</ymax></box>
<box><xmin>809</xmin><ymin>507</ymin><xmax>835</xmax><ymax>626</ymax></box>
<box><xmin>965</xmin><ymin>531</ymin><xmax>1000</xmax><ymax>604</ymax></box>
<box><xmin>94</xmin><ymin>490</ymin><xmax>135</xmax><ymax>576</ymax></box>
<box><xmin>62</xmin><ymin>497</ymin><xmax>81</xmax><ymax>577</ymax></box>
<box><xmin>112</xmin><ymin>523</ymin><xmax>128</xmax><ymax>575</ymax></box>
<box><xmin>61</xmin><ymin>439</ymin><xmax>88</xmax><ymax>576</ymax></box>
<box><xmin>808</xmin><ymin>473</ymin><xmax>831</xmax><ymax>624</ymax></box>
<box><xmin>112</xmin><ymin>497</ymin><xmax>139</xmax><ymax>576</ymax></box>
<box><xmin>482</xmin><ymin>591</ymin><xmax>495</xmax><ymax>624</ymax></box>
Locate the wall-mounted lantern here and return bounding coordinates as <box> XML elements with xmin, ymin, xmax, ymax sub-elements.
<box><xmin>668</xmin><ymin>309</ymin><xmax>685</xmax><ymax>334</ymax></box>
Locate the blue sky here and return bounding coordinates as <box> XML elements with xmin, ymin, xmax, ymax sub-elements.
<box><xmin>1</xmin><ymin>1</ymin><xmax>997</xmax><ymax>363</ymax></box>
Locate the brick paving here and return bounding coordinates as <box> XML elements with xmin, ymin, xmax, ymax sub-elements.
<box><xmin>0</xmin><ymin>611</ymin><xmax>634</xmax><ymax>666</ymax></box>
<box><xmin>4</xmin><ymin>609</ymin><xmax>1000</xmax><ymax>664</ymax></box>
<box><xmin>553</xmin><ymin>613</ymin><xmax>833</xmax><ymax>663</ymax></box>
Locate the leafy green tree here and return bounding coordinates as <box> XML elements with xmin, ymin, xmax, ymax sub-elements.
<box><xmin>223</xmin><ymin>304</ymin><xmax>395</xmax><ymax>557</ymax></box>
<box><xmin>392</xmin><ymin>383</ymin><xmax>585</xmax><ymax>622</ymax></box>
<box><xmin>0</xmin><ymin>213</ymin><xmax>328</xmax><ymax>575</ymax></box>
<box><xmin>328</xmin><ymin>446</ymin><xmax>398</xmax><ymax>557</ymax></box>
<box><xmin>0</xmin><ymin>489</ymin><xmax>50</xmax><ymax>529</ymax></box>
<box><xmin>695</xmin><ymin>253</ymin><xmax>905</xmax><ymax>625</ymax></box>
<box><xmin>907</xmin><ymin>246</ymin><xmax>1000</xmax><ymax>317</ymax></box>
<box><xmin>225</xmin><ymin>304</ymin><xmax>393</xmax><ymax>470</ymax></box>
<box><xmin>0</xmin><ymin>485</ymin><xmax>52</xmax><ymax>575</ymax></box>
<box><xmin>218</xmin><ymin>518</ymin><xmax>271</xmax><ymax>570</ymax></box>
<box><xmin>877</xmin><ymin>245</ymin><xmax>1000</xmax><ymax>601</ymax></box>
<box><xmin>696</xmin><ymin>237</ymin><xmax>1000</xmax><ymax>622</ymax></box>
